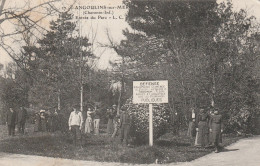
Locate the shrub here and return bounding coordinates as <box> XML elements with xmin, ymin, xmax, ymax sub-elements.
<box><xmin>123</xmin><ymin>98</ymin><xmax>171</xmax><ymax>144</ymax></box>
<box><xmin>226</xmin><ymin>106</ymin><xmax>259</xmax><ymax>134</ymax></box>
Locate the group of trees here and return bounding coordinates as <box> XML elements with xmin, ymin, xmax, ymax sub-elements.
<box><xmin>117</xmin><ymin>0</ymin><xmax>260</xmax><ymax>134</ymax></box>
<box><xmin>0</xmin><ymin>0</ymin><xmax>259</xmax><ymax>134</ymax></box>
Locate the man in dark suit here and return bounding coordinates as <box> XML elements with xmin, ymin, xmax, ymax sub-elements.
<box><xmin>17</xmin><ymin>106</ymin><xmax>28</xmax><ymax>134</ymax></box>
<box><xmin>6</xmin><ymin>107</ymin><xmax>17</xmax><ymax>136</ymax></box>
<box><xmin>209</xmin><ymin>109</ymin><xmax>223</xmax><ymax>153</ymax></box>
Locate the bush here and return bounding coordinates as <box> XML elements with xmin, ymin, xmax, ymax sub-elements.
<box><xmin>123</xmin><ymin>98</ymin><xmax>171</xmax><ymax>144</ymax></box>
<box><xmin>226</xmin><ymin>107</ymin><xmax>258</xmax><ymax>134</ymax></box>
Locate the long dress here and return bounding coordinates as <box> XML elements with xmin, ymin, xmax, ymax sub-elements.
<box><xmin>210</xmin><ymin>114</ymin><xmax>223</xmax><ymax>145</ymax></box>
<box><xmin>208</xmin><ymin>113</ymin><xmax>214</xmax><ymax>145</ymax></box>
<box><xmin>196</xmin><ymin>113</ymin><xmax>210</xmax><ymax>147</ymax></box>
<box><xmin>40</xmin><ymin>113</ymin><xmax>47</xmax><ymax>132</ymax></box>
<box><xmin>84</xmin><ymin>111</ymin><xmax>93</xmax><ymax>133</ymax></box>
<box><xmin>187</xmin><ymin>112</ymin><xmax>196</xmax><ymax>137</ymax></box>
<box><xmin>107</xmin><ymin>111</ymin><xmax>115</xmax><ymax>135</ymax></box>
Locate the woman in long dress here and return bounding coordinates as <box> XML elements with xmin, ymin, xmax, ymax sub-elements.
<box><xmin>106</xmin><ymin>108</ymin><xmax>115</xmax><ymax>135</ymax></box>
<box><xmin>84</xmin><ymin>108</ymin><xmax>93</xmax><ymax>133</ymax></box>
<box><xmin>195</xmin><ymin>109</ymin><xmax>210</xmax><ymax>147</ymax></box>
<box><xmin>187</xmin><ymin>108</ymin><xmax>196</xmax><ymax>137</ymax></box>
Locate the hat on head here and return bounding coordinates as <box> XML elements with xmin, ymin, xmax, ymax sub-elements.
<box><xmin>40</xmin><ymin>109</ymin><xmax>45</xmax><ymax>113</ymax></box>
<box><xmin>121</xmin><ymin>106</ymin><xmax>127</xmax><ymax>111</ymax></box>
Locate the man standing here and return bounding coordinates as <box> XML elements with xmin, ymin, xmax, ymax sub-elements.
<box><xmin>68</xmin><ymin>106</ymin><xmax>83</xmax><ymax>147</ymax></box>
<box><xmin>119</xmin><ymin>107</ymin><xmax>131</xmax><ymax>146</ymax></box>
<box><xmin>17</xmin><ymin>106</ymin><xmax>27</xmax><ymax>134</ymax></box>
<box><xmin>93</xmin><ymin>106</ymin><xmax>101</xmax><ymax>135</ymax></box>
<box><xmin>6</xmin><ymin>107</ymin><xmax>17</xmax><ymax>136</ymax></box>
<box><xmin>209</xmin><ymin>109</ymin><xmax>223</xmax><ymax>153</ymax></box>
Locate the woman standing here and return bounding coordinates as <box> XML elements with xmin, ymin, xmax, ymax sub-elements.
<box><xmin>40</xmin><ymin>110</ymin><xmax>47</xmax><ymax>132</ymax></box>
<box><xmin>195</xmin><ymin>108</ymin><xmax>210</xmax><ymax>147</ymax></box>
<box><xmin>84</xmin><ymin>108</ymin><xmax>93</xmax><ymax>133</ymax></box>
<box><xmin>187</xmin><ymin>108</ymin><xmax>196</xmax><ymax>137</ymax></box>
<box><xmin>106</xmin><ymin>108</ymin><xmax>115</xmax><ymax>135</ymax></box>
<box><xmin>208</xmin><ymin>109</ymin><xmax>215</xmax><ymax>146</ymax></box>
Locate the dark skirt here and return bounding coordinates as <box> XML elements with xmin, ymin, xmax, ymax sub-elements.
<box><xmin>107</xmin><ymin>119</ymin><xmax>114</xmax><ymax>134</ymax></box>
<box><xmin>196</xmin><ymin>121</ymin><xmax>209</xmax><ymax>147</ymax></box>
<box><xmin>187</xmin><ymin>121</ymin><xmax>196</xmax><ymax>137</ymax></box>
<box><xmin>212</xmin><ymin>123</ymin><xmax>222</xmax><ymax>144</ymax></box>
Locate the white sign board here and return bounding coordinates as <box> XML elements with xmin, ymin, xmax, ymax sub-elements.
<box><xmin>133</xmin><ymin>80</ymin><xmax>168</xmax><ymax>104</ymax></box>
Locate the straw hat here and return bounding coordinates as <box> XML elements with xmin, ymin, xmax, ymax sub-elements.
<box><xmin>40</xmin><ymin>109</ymin><xmax>45</xmax><ymax>113</ymax></box>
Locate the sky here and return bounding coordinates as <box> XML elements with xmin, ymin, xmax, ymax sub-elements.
<box><xmin>0</xmin><ymin>0</ymin><xmax>260</xmax><ymax>69</ymax></box>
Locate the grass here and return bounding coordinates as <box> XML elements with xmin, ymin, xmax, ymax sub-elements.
<box><xmin>0</xmin><ymin>124</ymin><xmax>242</xmax><ymax>164</ymax></box>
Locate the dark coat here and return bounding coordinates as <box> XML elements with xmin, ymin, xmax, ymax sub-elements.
<box><xmin>209</xmin><ymin>114</ymin><xmax>223</xmax><ymax>143</ymax></box>
<box><xmin>17</xmin><ymin>108</ymin><xmax>27</xmax><ymax>124</ymax></box>
<box><xmin>6</xmin><ymin>109</ymin><xmax>17</xmax><ymax>126</ymax></box>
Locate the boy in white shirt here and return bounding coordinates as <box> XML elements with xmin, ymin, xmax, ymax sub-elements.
<box><xmin>68</xmin><ymin>107</ymin><xmax>83</xmax><ymax>147</ymax></box>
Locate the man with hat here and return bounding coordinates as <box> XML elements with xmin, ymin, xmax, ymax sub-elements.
<box><xmin>119</xmin><ymin>106</ymin><xmax>131</xmax><ymax>145</ymax></box>
<box><xmin>17</xmin><ymin>106</ymin><xmax>28</xmax><ymax>134</ymax></box>
<box><xmin>68</xmin><ymin>106</ymin><xmax>83</xmax><ymax>147</ymax></box>
<box><xmin>6</xmin><ymin>107</ymin><xmax>17</xmax><ymax>136</ymax></box>
<box><xmin>209</xmin><ymin>108</ymin><xmax>223</xmax><ymax>153</ymax></box>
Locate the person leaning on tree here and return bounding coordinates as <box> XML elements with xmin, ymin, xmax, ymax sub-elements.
<box><xmin>68</xmin><ymin>106</ymin><xmax>83</xmax><ymax>147</ymax></box>
<box><xmin>209</xmin><ymin>108</ymin><xmax>224</xmax><ymax>153</ymax></box>
<box><xmin>6</xmin><ymin>107</ymin><xmax>17</xmax><ymax>136</ymax></box>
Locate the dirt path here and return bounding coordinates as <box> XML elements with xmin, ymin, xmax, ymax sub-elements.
<box><xmin>0</xmin><ymin>136</ymin><xmax>259</xmax><ymax>166</ymax></box>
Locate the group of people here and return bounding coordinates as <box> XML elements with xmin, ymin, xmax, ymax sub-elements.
<box><xmin>34</xmin><ymin>109</ymin><xmax>62</xmax><ymax>132</ymax></box>
<box><xmin>68</xmin><ymin>105</ymin><xmax>103</xmax><ymax>146</ymax></box>
<box><xmin>68</xmin><ymin>104</ymin><xmax>131</xmax><ymax>147</ymax></box>
<box><xmin>6</xmin><ymin>107</ymin><xmax>27</xmax><ymax>136</ymax></box>
<box><xmin>106</xmin><ymin>104</ymin><xmax>131</xmax><ymax>144</ymax></box>
<box><xmin>83</xmin><ymin>107</ymin><xmax>102</xmax><ymax>134</ymax></box>
<box><xmin>187</xmin><ymin>108</ymin><xmax>224</xmax><ymax>153</ymax></box>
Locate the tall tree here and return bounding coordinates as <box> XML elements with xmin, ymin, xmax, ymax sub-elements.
<box><xmin>117</xmin><ymin>0</ymin><xmax>260</xmax><ymax>133</ymax></box>
<box><xmin>23</xmin><ymin>12</ymin><xmax>93</xmax><ymax>112</ymax></box>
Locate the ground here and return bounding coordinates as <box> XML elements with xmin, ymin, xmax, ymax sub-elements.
<box><xmin>0</xmin><ymin>123</ymin><xmax>245</xmax><ymax>164</ymax></box>
<box><xmin>0</xmin><ymin>136</ymin><xmax>260</xmax><ymax>166</ymax></box>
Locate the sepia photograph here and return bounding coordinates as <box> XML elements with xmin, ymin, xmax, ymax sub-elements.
<box><xmin>0</xmin><ymin>0</ymin><xmax>260</xmax><ymax>165</ymax></box>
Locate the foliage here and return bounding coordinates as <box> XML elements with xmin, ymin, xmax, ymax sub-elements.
<box><xmin>122</xmin><ymin>98</ymin><xmax>170</xmax><ymax>144</ymax></box>
<box><xmin>23</xmin><ymin>12</ymin><xmax>93</xmax><ymax>111</ymax></box>
<box><xmin>117</xmin><ymin>0</ymin><xmax>260</xmax><ymax>134</ymax></box>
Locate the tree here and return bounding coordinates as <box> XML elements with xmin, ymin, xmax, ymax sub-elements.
<box><xmin>23</xmin><ymin>12</ymin><xmax>93</xmax><ymax>112</ymax></box>
<box><xmin>0</xmin><ymin>0</ymin><xmax>61</xmax><ymax>62</ymax></box>
<box><xmin>117</xmin><ymin>0</ymin><xmax>260</xmax><ymax>134</ymax></box>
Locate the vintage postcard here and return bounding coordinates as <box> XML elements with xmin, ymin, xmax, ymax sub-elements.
<box><xmin>0</xmin><ymin>0</ymin><xmax>260</xmax><ymax>165</ymax></box>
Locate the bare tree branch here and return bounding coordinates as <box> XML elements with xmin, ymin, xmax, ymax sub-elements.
<box><xmin>0</xmin><ymin>0</ymin><xmax>6</xmax><ymax>16</ymax></box>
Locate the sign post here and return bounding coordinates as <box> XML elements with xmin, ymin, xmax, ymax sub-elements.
<box><xmin>133</xmin><ymin>80</ymin><xmax>168</xmax><ymax>146</ymax></box>
<box><xmin>149</xmin><ymin>103</ymin><xmax>153</xmax><ymax>146</ymax></box>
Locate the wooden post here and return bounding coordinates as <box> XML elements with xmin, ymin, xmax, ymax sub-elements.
<box><xmin>149</xmin><ymin>103</ymin><xmax>153</xmax><ymax>146</ymax></box>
